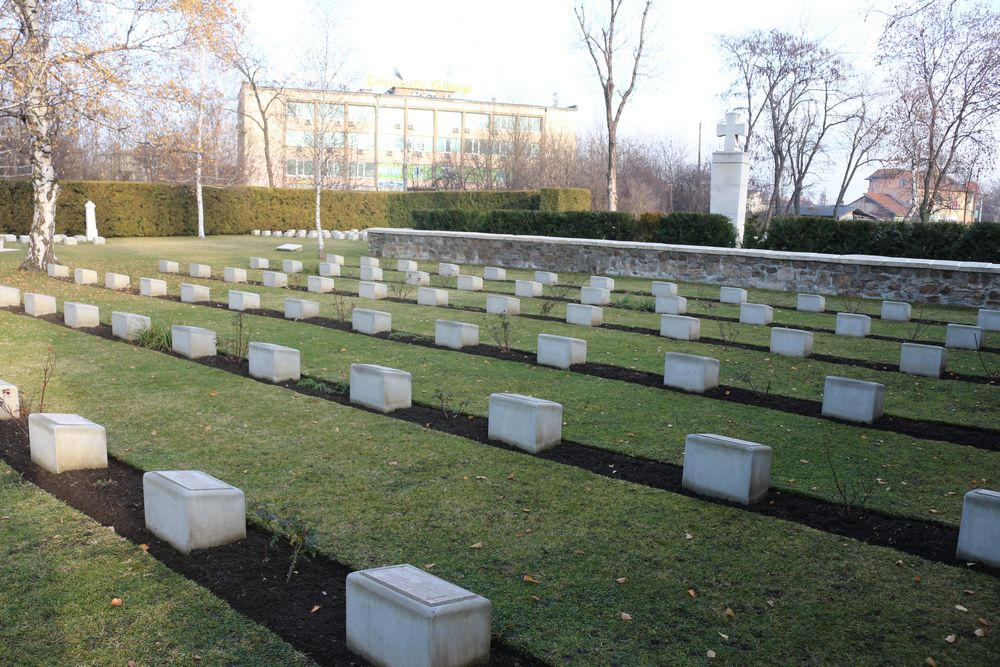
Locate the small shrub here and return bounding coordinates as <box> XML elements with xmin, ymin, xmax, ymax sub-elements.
<box><xmin>433</xmin><ymin>388</ymin><xmax>469</xmax><ymax>419</ymax></box>
<box><xmin>0</xmin><ymin>349</ymin><xmax>55</xmax><ymax>438</ymax></box>
<box><xmin>250</xmin><ymin>502</ymin><xmax>319</xmax><ymax>582</ymax></box>
<box><xmin>220</xmin><ymin>311</ymin><xmax>250</xmax><ymax>360</ymax></box>
<box><xmin>484</xmin><ymin>313</ymin><xmax>514</xmax><ymax>352</ymax></box>
<box><xmin>615</xmin><ymin>295</ymin><xmax>655</xmax><ymax>312</ymax></box>
<box><xmin>135</xmin><ymin>321</ymin><xmax>173</xmax><ymax>352</ymax></box>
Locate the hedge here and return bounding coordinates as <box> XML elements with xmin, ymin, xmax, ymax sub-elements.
<box><xmin>749</xmin><ymin>216</ymin><xmax>1000</xmax><ymax>263</ymax></box>
<box><xmin>639</xmin><ymin>212</ymin><xmax>736</xmax><ymax>247</ymax></box>
<box><xmin>0</xmin><ymin>181</ymin><xmax>591</xmax><ymax>237</ymax></box>
<box><xmin>539</xmin><ymin>187</ymin><xmax>591</xmax><ymax>212</ymax></box>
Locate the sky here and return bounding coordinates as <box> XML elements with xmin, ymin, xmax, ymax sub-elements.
<box><xmin>247</xmin><ymin>0</ymin><xmax>997</xmax><ymax>203</ymax></box>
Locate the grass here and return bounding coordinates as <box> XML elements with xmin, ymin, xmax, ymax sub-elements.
<box><xmin>1</xmin><ymin>236</ymin><xmax>998</xmax><ymax>665</ymax></box>
<box><xmin>0</xmin><ymin>461</ymin><xmax>312</xmax><ymax>666</ymax></box>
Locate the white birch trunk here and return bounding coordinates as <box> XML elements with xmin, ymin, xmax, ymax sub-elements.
<box><xmin>314</xmin><ymin>182</ymin><xmax>324</xmax><ymax>257</ymax></box>
<box><xmin>195</xmin><ymin>46</ymin><xmax>206</xmax><ymax>238</ymax></box>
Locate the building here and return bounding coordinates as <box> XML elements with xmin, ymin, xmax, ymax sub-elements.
<box><xmin>237</xmin><ymin>83</ymin><xmax>577</xmax><ymax>191</ymax></box>
<box><xmin>851</xmin><ymin>168</ymin><xmax>981</xmax><ymax>222</ymax></box>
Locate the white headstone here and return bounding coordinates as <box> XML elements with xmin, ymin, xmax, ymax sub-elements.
<box><xmin>682</xmin><ymin>433</ymin><xmax>772</xmax><ymax>505</ymax></box>
<box><xmin>352</xmin><ymin>308</ymin><xmax>391</xmax><ymax>334</ymax></box>
<box><xmin>171</xmin><ymin>325</ymin><xmax>216</xmax><ymax>359</ymax></box>
<box><xmin>63</xmin><ymin>302</ymin><xmax>99</xmax><ymax>328</ymax></box>
<box><xmin>655</xmin><ymin>295</ymin><xmax>687</xmax><ymax>315</ymax></box>
<box><xmin>663</xmin><ymin>352</ymin><xmax>720</xmax><ymax>394</ymax></box>
<box><xmin>515</xmin><ymin>280</ymin><xmax>542</xmax><ymax>298</ymax></box>
<box><xmin>417</xmin><ymin>287</ymin><xmax>449</xmax><ymax>307</ymax></box>
<box><xmin>486</xmin><ymin>295</ymin><xmax>520</xmax><ymax>315</ymax></box>
<box><xmin>349</xmin><ymin>364</ymin><xmax>411</xmax><ymax>412</ymax></box>
<box><xmin>899</xmin><ymin>342</ymin><xmax>947</xmax><ymax>378</ymax></box>
<box><xmin>28</xmin><ymin>413</ymin><xmax>108</xmax><ymax>473</ymax></box>
<box><xmin>537</xmin><ymin>334</ymin><xmax>586</xmax><ymax>369</ymax></box>
<box><xmin>111</xmin><ymin>312</ymin><xmax>151</xmax><ymax>341</ymax></box>
<box><xmin>488</xmin><ymin>393</ymin><xmax>562</xmax><ymax>453</ymax></box>
<box><xmin>229</xmin><ymin>290</ymin><xmax>260</xmax><ymax>311</ymax></box>
<box><xmin>660</xmin><ymin>314</ymin><xmax>700</xmax><ymax>341</ymax></box>
<box><xmin>143</xmin><ymin>470</ymin><xmax>246</xmax><ymax>554</ymax></box>
<box><xmin>84</xmin><ymin>200</ymin><xmax>98</xmax><ymax>240</ymax></box>
<box><xmin>821</xmin><ymin>376</ymin><xmax>884</xmax><ymax>424</ymax></box>
<box><xmin>955</xmin><ymin>489</ymin><xmax>1000</xmax><ymax>568</ymax></box>
<box><xmin>249</xmin><ymin>342</ymin><xmax>301</xmax><ymax>383</ymax></box>
<box><xmin>435</xmin><ymin>320</ymin><xmax>480</xmax><ymax>350</ymax></box>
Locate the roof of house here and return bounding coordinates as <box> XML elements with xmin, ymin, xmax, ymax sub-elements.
<box><xmin>866</xmin><ymin>169</ymin><xmax>978</xmax><ymax>192</ymax></box>
<box><xmin>848</xmin><ymin>193</ymin><xmax>910</xmax><ymax>219</ymax></box>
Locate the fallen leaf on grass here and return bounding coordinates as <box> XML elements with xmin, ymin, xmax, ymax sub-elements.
<box><xmin>724</xmin><ymin>608</ymin><xmax>736</xmax><ymax>619</ymax></box>
<box><xmin>619</xmin><ymin>612</ymin><xmax>632</xmax><ymax>621</ymax></box>
<box><xmin>574</xmin><ymin>549</ymin><xmax>584</xmax><ymax>555</ymax></box>
<box><xmin>208</xmin><ymin>390</ymin><xmax>218</xmax><ymax>397</ymax></box>
<box><xmin>615</xmin><ymin>577</ymin><xmax>628</xmax><ymax>585</ymax></box>
<box><xmin>766</xmin><ymin>599</ymin><xmax>775</xmax><ymax>607</ymax></box>
<box><xmin>963</xmin><ymin>589</ymin><xmax>975</xmax><ymax>595</ymax></box>
<box><xmin>310</xmin><ymin>605</ymin><xmax>321</xmax><ymax>613</ymax></box>
<box><xmin>799</xmin><ymin>459</ymin><xmax>809</xmax><ymax>464</ymax></box>
<box><xmin>706</xmin><ymin>650</ymin><xmax>717</xmax><ymax>658</ymax></box>
<box><xmin>138</xmin><ymin>544</ymin><xmax>149</xmax><ymax>552</ymax></box>
<box><xmin>914</xmin><ymin>576</ymin><xmax>922</xmax><ymax>583</ymax></box>
<box><xmin>530</xmin><ymin>595</ymin><xmax>540</xmax><ymax>601</ymax></box>
<box><xmin>127</xmin><ymin>661</ymin><xmax>137</xmax><ymax>667</ymax></box>
<box><xmin>956</xmin><ymin>605</ymin><xmax>968</xmax><ymax>612</ymax></box>
<box><xmin>684</xmin><ymin>532</ymin><xmax>693</xmax><ymax>540</ymax></box>
<box><xmin>522</xmin><ymin>575</ymin><xmax>540</xmax><ymax>584</ymax></box>
<box><xmin>974</xmin><ymin>628</ymin><xmax>986</xmax><ymax>638</ymax></box>
<box><xmin>111</xmin><ymin>598</ymin><xmax>123</xmax><ymax>607</ymax></box>
<box><xmin>424</xmin><ymin>563</ymin><xmax>435</xmax><ymax>569</ymax></box>
<box><xmin>687</xmin><ymin>589</ymin><xmax>697</xmax><ymax>598</ymax></box>
<box><xmin>895</xmin><ymin>559</ymin><xmax>904</xmax><ymax>566</ymax></box>
<box><xmin>944</xmin><ymin>634</ymin><xmax>956</xmax><ymax>644</ymax></box>
<box><xmin>475</xmin><ymin>475</ymin><xmax>487</xmax><ymax>480</ymax></box>
<box><xmin>976</xmin><ymin>617</ymin><xmax>990</xmax><ymax>626</ymax></box>
<box><xmin>469</xmin><ymin>542</ymin><xmax>483</xmax><ymax>549</ymax></box>
<box><xmin>925</xmin><ymin>658</ymin><xmax>937</xmax><ymax>667</ymax></box>
<box><xmin>717</xmin><ymin>632</ymin><xmax>729</xmax><ymax>640</ymax></box>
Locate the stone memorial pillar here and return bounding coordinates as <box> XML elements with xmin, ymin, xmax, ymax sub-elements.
<box><xmin>85</xmin><ymin>200</ymin><xmax>98</xmax><ymax>241</ymax></box>
<box><xmin>710</xmin><ymin>112</ymin><xmax>750</xmax><ymax>245</ymax></box>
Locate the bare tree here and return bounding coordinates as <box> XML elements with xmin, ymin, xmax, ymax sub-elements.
<box><xmin>831</xmin><ymin>93</ymin><xmax>888</xmax><ymax>218</ymax></box>
<box><xmin>574</xmin><ymin>0</ymin><xmax>653</xmax><ymax>212</ymax></box>
<box><xmin>880</xmin><ymin>0</ymin><xmax>1000</xmax><ymax>222</ymax></box>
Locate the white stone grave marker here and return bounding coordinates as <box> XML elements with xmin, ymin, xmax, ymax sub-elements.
<box><xmin>566</xmin><ymin>303</ymin><xmax>602</xmax><ymax>327</ymax></box>
<box><xmin>349</xmin><ymin>364</ymin><xmax>411</xmax><ymax>412</ymax></box>
<box><xmin>664</xmin><ymin>352</ymin><xmax>720</xmax><ymax>393</ymax></box>
<box><xmin>899</xmin><ymin>343</ymin><xmax>947</xmax><ymax>378</ymax></box>
<box><xmin>143</xmin><ymin>470</ymin><xmax>246</xmax><ymax>554</ymax></box>
<box><xmin>24</xmin><ymin>293</ymin><xmax>56</xmax><ymax>317</ymax></box>
<box><xmin>249</xmin><ymin>342</ymin><xmax>301</xmax><ymax>382</ymax></box>
<box><xmin>417</xmin><ymin>287</ymin><xmax>449</xmax><ymax>306</ymax></box>
<box><xmin>770</xmin><ymin>328</ymin><xmax>813</xmax><ymax>358</ymax></box>
<box><xmin>515</xmin><ymin>280</ymin><xmax>542</xmax><ymax>298</ymax></box>
<box><xmin>171</xmin><ymin>325</ymin><xmax>216</xmax><ymax>359</ymax></box>
<box><xmin>682</xmin><ymin>433</ymin><xmax>771</xmax><ymax>505</ymax></box>
<box><xmin>229</xmin><ymin>290</ymin><xmax>260</xmax><ymax>311</ymax></box>
<box><xmin>488</xmin><ymin>393</ymin><xmax>562</xmax><ymax>453</ymax></box>
<box><xmin>660</xmin><ymin>314</ymin><xmax>700</xmax><ymax>341</ymax></box>
<box><xmin>537</xmin><ymin>334</ymin><xmax>586</xmax><ymax>369</ymax></box>
<box><xmin>821</xmin><ymin>376</ymin><xmax>884</xmax><ymax>424</ymax></box>
<box><xmin>955</xmin><ymin>489</ymin><xmax>1000</xmax><ymax>568</ymax></box>
<box><xmin>63</xmin><ymin>302</ymin><xmax>99</xmax><ymax>328</ymax></box>
<box><xmin>140</xmin><ymin>277</ymin><xmax>167</xmax><ymax>297</ymax></box>
<box><xmin>739</xmin><ymin>303</ymin><xmax>773</xmax><ymax>325</ymax></box>
<box><xmin>835</xmin><ymin>313</ymin><xmax>871</xmax><ymax>337</ymax></box>
<box><xmin>352</xmin><ymin>308</ymin><xmax>391</xmax><ymax>334</ymax></box>
<box><xmin>28</xmin><ymin>413</ymin><xmax>107</xmax><ymax>473</ymax></box>
<box><xmin>435</xmin><ymin>320</ymin><xmax>480</xmax><ymax>350</ymax></box>
<box><xmin>111</xmin><ymin>312</ymin><xmax>151</xmax><ymax>341</ymax></box>
<box><xmin>486</xmin><ymin>295</ymin><xmax>520</xmax><ymax>315</ymax></box>
<box><xmin>180</xmin><ymin>283</ymin><xmax>210</xmax><ymax>303</ymax></box>
<box><xmin>284</xmin><ymin>298</ymin><xmax>319</xmax><ymax>320</ymax></box>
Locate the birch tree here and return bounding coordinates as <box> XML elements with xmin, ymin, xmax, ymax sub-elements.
<box><xmin>574</xmin><ymin>0</ymin><xmax>653</xmax><ymax>212</ymax></box>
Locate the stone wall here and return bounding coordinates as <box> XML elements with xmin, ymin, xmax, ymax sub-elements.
<box><xmin>367</xmin><ymin>228</ymin><xmax>1000</xmax><ymax>308</ymax></box>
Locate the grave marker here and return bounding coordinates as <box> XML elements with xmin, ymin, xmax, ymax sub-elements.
<box><xmin>249</xmin><ymin>342</ymin><xmax>301</xmax><ymax>382</ymax></box>
<box><xmin>488</xmin><ymin>393</ymin><xmax>562</xmax><ymax>453</ymax></box>
<box><xmin>537</xmin><ymin>334</ymin><xmax>586</xmax><ymax>369</ymax></box>
<box><xmin>821</xmin><ymin>376</ymin><xmax>884</xmax><ymax>424</ymax></box>
<box><xmin>63</xmin><ymin>302</ymin><xmax>99</xmax><ymax>328</ymax></box>
<box><xmin>349</xmin><ymin>364</ymin><xmax>411</xmax><ymax>412</ymax></box>
<box><xmin>682</xmin><ymin>433</ymin><xmax>771</xmax><ymax>504</ymax></box>
<box><xmin>143</xmin><ymin>470</ymin><xmax>246</xmax><ymax>554</ymax></box>
<box><xmin>28</xmin><ymin>413</ymin><xmax>108</xmax><ymax>473</ymax></box>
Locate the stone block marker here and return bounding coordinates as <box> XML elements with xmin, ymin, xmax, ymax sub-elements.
<box><xmin>978</xmin><ymin>309</ymin><xmax>1000</xmax><ymax>332</ymax></box>
<box><xmin>352</xmin><ymin>308</ymin><xmax>392</xmax><ymax>335</ymax></box>
<box><xmin>660</xmin><ymin>314</ymin><xmax>700</xmax><ymax>341</ymax></box>
<box><xmin>360</xmin><ymin>266</ymin><xmax>383</xmax><ymax>282</ymax></box>
<box><xmin>537</xmin><ymin>334</ymin><xmax>587</xmax><ymax>369</ymax></box>
<box><xmin>319</xmin><ymin>262</ymin><xmax>342</xmax><ymax>277</ymax></box>
<box><xmin>457</xmin><ymin>275</ymin><xmax>483</xmax><ymax>291</ymax></box>
<box><xmin>249</xmin><ymin>256</ymin><xmax>269</xmax><ymax>269</ymax></box>
<box><xmin>881</xmin><ymin>301</ymin><xmax>911</xmax><ymax>322</ymax></box>
<box><xmin>0</xmin><ymin>285</ymin><xmax>20</xmax><ymax>307</ymax></box>
<box><xmin>797</xmin><ymin>293</ymin><xmax>826</xmax><ymax>312</ymax></box>
<box><xmin>111</xmin><ymin>312</ymin><xmax>151</xmax><ymax>341</ymax></box>
<box><xmin>171</xmin><ymin>325</ymin><xmax>216</xmax><ymax>359</ymax></box>
<box><xmin>282</xmin><ymin>259</ymin><xmax>303</xmax><ymax>274</ymax></box>
<box><xmin>28</xmin><ymin>413</ymin><xmax>108</xmax><ymax>474</ymax></box>
<box><xmin>249</xmin><ymin>342</ymin><xmax>301</xmax><ymax>382</ymax></box>
<box><xmin>580</xmin><ymin>286</ymin><xmax>611</xmax><ymax>306</ymax></box>
<box><xmin>358</xmin><ymin>281</ymin><xmax>388</xmax><ymax>300</ymax></box>
<box><xmin>159</xmin><ymin>260</ymin><xmax>179</xmax><ymax>274</ymax></box>
<box><xmin>488</xmin><ymin>393</ymin><xmax>563</xmax><ymax>453</ymax></box>
<box><xmin>143</xmin><ymin>470</ymin><xmax>246</xmax><ymax>555</ymax></box>
<box><xmin>682</xmin><ymin>434</ymin><xmax>772</xmax><ymax>505</ymax></box>
<box><xmin>349</xmin><ymin>364</ymin><xmax>411</xmax><ymax>412</ymax></box>
<box><xmin>360</xmin><ymin>256</ymin><xmax>380</xmax><ymax>268</ymax></box>
<box><xmin>274</xmin><ymin>243</ymin><xmax>302</xmax><ymax>252</ymax></box>
<box><xmin>140</xmin><ymin>278</ymin><xmax>167</xmax><ymax>297</ymax></box>
<box><xmin>438</xmin><ymin>262</ymin><xmax>460</xmax><ymax>277</ymax></box>
<box><xmin>24</xmin><ymin>293</ymin><xmax>57</xmax><ymax>317</ymax></box>
<box><xmin>651</xmin><ymin>281</ymin><xmax>678</xmax><ymax>297</ymax></box>
<box><xmin>180</xmin><ymin>283</ymin><xmax>210</xmax><ymax>303</ymax></box>
<box><xmin>63</xmin><ymin>237</ymin><xmax>78</xmax><ymax>246</ymax></box>
<box><xmin>224</xmin><ymin>267</ymin><xmax>247</xmax><ymax>284</ymax></box>
<box><xmin>720</xmin><ymin>287</ymin><xmax>747</xmax><ymax>304</ymax></box>
<box><xmin>229</xmin><ymin>290</ymin><xmax>260</xmax><ymax>311</ymax></box>
<box><xmin>307</xmin><ymin>276</ymin><xmax>335</xmax><ymax>293</ymax></box>
<box><xmin>325</xmin><ymin>254</ymin><xmax>345</xmax><ymax>265</ymax></box>
<box><xmin>534</xmin><ymin>271</ymin><xmax>558</xmax><ymax>286</ymax></box>
<box><xmin>74</xmin><ymin>268</ymin><xmax>98</xmax><ymax>285</ymax></box>
<box><xmin>435</xmin><ymin>320</ymin><xmax>480</xmax><ymax>350</ymax></box>
<box><xmin>346</xmin><ymin>564</ymin><xmax>491</xmax><ymax>667</ymax></box>
<box><xmin>590</xmin><ymin>276</ymin><xmax>615</xmax><ymax>291</ymax></box>
<box><xmin>262</xmin><ymin>271</ymin><xmax>288</xmax><ymax>288</ymax></box>
<box><xmin>405</xmin><ymin>271</ymin><xmax>430</xmax><ymax>286</ymax></box>
<box><xmin>284</xmin><ymin>298</ymin><xmax>319</xmax><ymax>321</ymax></box>
<box><xmin>484</xmin><ymin>267</ymin><xmax>506</xmax><ymax>281</ymax></box>
<box><xmin>770</xmin><ymin>328</ymin><xmax>813</xmax><ymax>358</ymax></box>
<box><xmin>52</xmin><ymin>234</ymin><xmax>66</xmax><ymax>243</ymax></box>
<box><xmin>739</xmin><ymin>303</ymin><xmax>773</xmax><ymax>325</ymax></box>
<box><xmin>515</xmin><ymin>280</ymin><xmax>542</xmax><ymax>298</ymax></box>
<box><xmin>655</xmin><ymin>295</ymin><xmax>687</xmax><ymax>315</ymax></box>
<box><xmin>899</xmin><ymin>343</ymin><xmax>947</xmax><ymax>378</ymax></box>
<box><xmin>835</xmin><ymin>313</ymin><xmax>871</xmax><ymax>337</ymax></box>
<box><xmin>105</xmin><ymin>272</ymin><xmax>131</xmax><ymax>290</ymax></box>
<box><xmin>955</xmin><ymin>489</ymin><xmax>1000</xmax><ymax>568</ymax></box>
<box><xmin>0</xmin><ymin>379</ymin><xmax>20</xmax><ymax>419</ymax></box>
<box><xmin>945</xmin><ymin>323</ymin><xmax>983</xmax><ymax>350</ymax></box>
<box><xmin>397</xmin><ymin>259</ymin><xmax>418</xmax><ymax>272</ymax></box>
<box><xmin>261</xmin><ymin>230</ymin><xmax>271</xmax><ymax>236</ymax></box>
<box><xmin>821</xmin><ymin>376</ymin><xmax>885</xmax><ymax>424</ymax></box>
<box><xmin>417</xmin><ymin>287</ymin><xmax>448</xmax><ymax>307</ymax></box>
<box><xmin>47</xmin><ymin>263</ymin><xmax>69</xmax><ymax>278</ymax></box>
<box><xmin>486</xmin><ymin>295</ymin><xmax>520</xmax><ymax>315</ymax></box>
<box><xmin>566</xmin><ymin>303</ymin><xmax>603</xmax><ymax>327</ymax></box>
<box><xmin>189</xmin><ymin>263</ymin><xmax>211</xmax><ymax>278</ymax></box>
<box><xmin>664</xmin><ymin>352</ymin><xmax>720</xmax><ymax>394</ymax></box>
<box><xmin>63</xmin><ymin>302</ymin><xmax>99</xmax><ymax>328</ymax></box>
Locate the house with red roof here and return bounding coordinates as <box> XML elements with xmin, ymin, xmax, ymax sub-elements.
<box><xmin>850</xmin><ymin>169</ymin><xmax>980</xmax><ymax>222</ymax></box>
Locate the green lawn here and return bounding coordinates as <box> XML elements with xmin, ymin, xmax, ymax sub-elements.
<box><xmin>1</xmin><ymin>236</ymin><xmax>998</xmax><ymax>666</ymax></box>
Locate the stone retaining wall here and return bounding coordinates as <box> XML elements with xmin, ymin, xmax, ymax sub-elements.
<box><xmin>367</xmin><ymin>228</ymin><xmax>1000</xmax><ymax>308</ymax></box>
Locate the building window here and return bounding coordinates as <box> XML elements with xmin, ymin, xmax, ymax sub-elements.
<box><xmin>347</xmin><ymin>105</ymin><xmax>375</xmax><ymax>129</ymax></box>
<box><xmin>527</xmin><ymin>142</ymin><xmax>540</xmax><ymax>157</ymax></box>
<box><xmin>408</xmin><ymin>164</ymin><xmax>433</xmax><ymax>181</ymax></box>
<box><xmin>495</xmin><ymin>114</ymin><xmax>515</xmax><ymax>131</ymax></box>
<box><xmin>379</xmin><ymin>107</ymin><xmax>404</xmax><ymax>134</ymax></box>
<box><xmin>407</xmin><ymin>135</ymin><xmax>432</xmax><ymax>153</ymax></box>
<box><xmin>349</xmin><ymin>161</ymin><xmax>375</xmax><ymax>178</ymax></box>
<box><xmin>286</xmin><ymin>129</ymin><xmax>310</xmax><ymax>147</ymax></box>
<box><xmin>286</xmin><ymin>159</ymin><xmax>313</xmax><ymax>177</ymax></box>
<box><xmin>492</xmin><ymin>140</ymin><xmax>513</xmax><ymax>156</ymax></box>
<box><xmin>438</xmin><ymin>111</ymin><xmax>462</xmax><ymax>134</ymax></box>
<box><xmin>321</xmin><ymin>160</ymin><xmax>341</xmax><ymax>177</ymax></box>
<box><xmin>287</xmin><ymin>101</ymin><xmax>313</xmax><ymax>121</ymax></box>
<box><xmin>465</xmin><ymin>112</ymin><xmax>490</xmax><ymax>130</ymax></box>
<box><xmin>348</xmin><ymin>133</ymin><xmax>375</xmax><ymax>150</ymax></box>
<box><xmin>319</xmin><ymin>104</ymin><xmax>345</xmax><ymax>122</ymax></box>
<box><xmin>436</xmin><ymin>137</ymin><xmax>461</xmax><ymax>153</ymax></box>
<box><xmin>464</xmin><ymin>138</ymin><xmax>491</xmax><ymax>155</ymax></box>
<box><xmin>322</xmin><ymin>131</ymin><xmax>344</xmax><ymax>149</ymax></box>
<box><xmin>408</xmin><ymin>109</ymin><xmax>434</xmax><ymax>134</ymax></box>
<box><xmin>519</xmin><ymin>116</ymin><xmax>542</xmax><ymax>133</ymax></box>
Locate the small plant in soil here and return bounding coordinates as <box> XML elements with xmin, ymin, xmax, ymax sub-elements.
<box><xmin>220</xmin><ymin>311</ymin><xmax>250</xmax><ymax>360</ymax></box>
<box><xmin>388</xmin><ymin>281</ymin><xmax>414</xmax><ymax>301</ymax></box>
<box><xmin>484</xmin><ymin>313</ymin><xmax>514</xmax><ymax>352</ymax></box>
<box><xmin>1</xmin><ymin>348</ymin><xmax>55</xmax><ymax>438</ymax></box>
<box><xmin>907</xmin><ymin>305</ymin><xmax>930</xmax><ymax>342</ymax></box>
<box><xmin>730</xmin><ymin>367</ymin><xmax>771</xmax><ymax>398</ymax></box>
<box><xmin>615</xmin><ymin>295</ymin><xmax>655</xmax><ymax>312</ymax></box>
<box><xmin>250</xmin><ymin>502</ymin><xmax>319</xmax><ymax>582</ymax></box>
<box><xmin>717</xmin><ymin>320</ymin><xmax>740</xmax><ymax>345</ymax></box>
<box><xmin>296</xmin><ymin>377</ymin><xmax>345</xmax><ymax>396</ymax></box>
<box><xmin>974</xmin><ymin>334</ymin><xmax>999</xmax><ymax>380</ymax></box>
<box><xmin>822</xmin><ymin>447</ymin><xmax>877</xmax><ymax>520</ymax></box>
<box><xmin>331</xmin><ymin>294</ymin><xmax>354</xmax><ymax>322</ymax></box>
<box><xmin>433</xmin><ymin>387</ymin><xmax>469</xmax><ymax>419</ymax></box>
<box><xmin>134</xmin><ymin>321</ymin><xmax>173</xmax><ymax>352</ymax></box>
<box><xmin>430</xmin><ymin>275</ymin><xmax>453</xmax><ymax>290</ymax></box>
<box><xmin>840</xmin><ymin>289</ymin><xmax>868</xmax><ymax>315</ymax></box>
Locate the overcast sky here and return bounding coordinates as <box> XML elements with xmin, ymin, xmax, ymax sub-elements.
<box><xmin>248</xmin><ymin>0</ymin><xmax>999</xmax><ymax>202</ymax></box>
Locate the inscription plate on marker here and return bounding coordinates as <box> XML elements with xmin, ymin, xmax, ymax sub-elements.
<box><xmin>159</xmin><ymin>470</ymin><xmax>232</xmax><ymax>491</ymax></box>
<box><xmin>43</xmin><ymin>414</ymin><xmax>97</xmax><ymax>427</ymax></box>
<box><xmin>364</xmin><ymin>565</ymin><xmax>475</xmax><ymax>607</ymax></box>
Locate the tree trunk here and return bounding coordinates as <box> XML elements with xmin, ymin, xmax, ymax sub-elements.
<box><xmin>20</xmin><ymin>103</ymin><xmax>59</xmax><ymax>271</ymax></box>
<box><xmin>314</xmin><ymin>182</ymin><xmax>324</xmax><ymax>258</ymax></box>
<box><xmin>195</xmin><ymin>46</ymin><xmax>206</xmax><ymax>238</ymax></box>
<box><xmin>607</xmin><ymin>130</ymin><xmax>618</xmax><ymax>212</ymax></box>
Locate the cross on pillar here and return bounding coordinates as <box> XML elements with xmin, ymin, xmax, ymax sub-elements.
<box><xmin>716</xmin><ymin>112</ymin><xmax>747</xmax><ymax>152</ymax></box>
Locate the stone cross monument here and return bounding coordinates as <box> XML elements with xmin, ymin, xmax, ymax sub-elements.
<box><xmin>710</xmin><ymin>112</ymin><xmax>750</xmax><ymax>244</ymax></box>
<box><xmin>84</xmin><ymin>200</ymin><xmax>98</xmax><ymax>241</ymax></box>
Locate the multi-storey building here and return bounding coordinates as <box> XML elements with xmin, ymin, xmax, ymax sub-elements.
<box><xmin>853</xmin><ymin>169</ymin><xmax>981</xmax><ymax>222</ymax></box>
<box><xmin>237</xmin><ymin>83</ymin><xmax>577</xmax><ymax>191</ymax></box>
